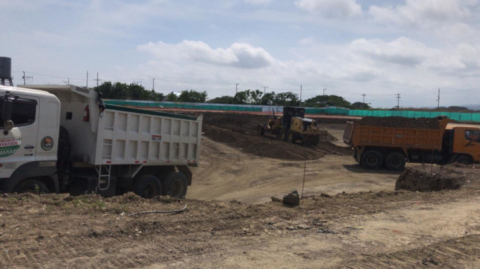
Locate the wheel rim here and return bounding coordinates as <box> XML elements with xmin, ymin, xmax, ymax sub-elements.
<box><xmin>142</xmin><ymin>184</ymin><xmax>157</xmax><ymax>198</ymax></box>
<box><xmin>366</xmin><ymin>155</ymin><xmax>378</xmax><ymax>166</ymax></box>
<box><xmin>169</xmin><ymin>179</ymin><xmax>183</xmax><ymax>197</ymax></box>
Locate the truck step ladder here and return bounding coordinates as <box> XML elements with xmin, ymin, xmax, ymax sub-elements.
<box><xmin>95</xmin><ymin>165</ymin><xmax>111</xmax><ymax>191</ymax></box>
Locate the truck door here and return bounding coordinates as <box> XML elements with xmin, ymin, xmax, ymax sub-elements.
<box><xmin>0</xmin><ymin>97</ymin><xmax>39</xmax><ymax>178</ymax></box>
<box><xmin>455</xmin><ymin>128</ymin><xmax>480</xmax><ymax>161</ymax></box>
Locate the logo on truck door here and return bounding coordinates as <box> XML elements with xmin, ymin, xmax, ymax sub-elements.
<box><xmin>41</xmin><ymin>136</ymin><xmax>54</xmax><ymax>151</ymax></box>
<box><xmin>0</xmin><ymin>138</ymin><xmax>21</xmax><ymax>158</ymax></box>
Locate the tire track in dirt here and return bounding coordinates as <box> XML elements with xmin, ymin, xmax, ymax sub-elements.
<box><xmin>337</xmin><ymin>234</ymin><xmax>480</xmax><ymax>268</ymax></box>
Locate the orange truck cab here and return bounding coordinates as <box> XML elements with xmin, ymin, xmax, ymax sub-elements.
<box><xmin>446</xmin><ymin>124</ymin><xmax>480</xmax><ymax>162</ymax></box>
<box><xmin>343</xmin><ymin>118</ymin><xmax>480</xmax><ymax>171</ymax></box>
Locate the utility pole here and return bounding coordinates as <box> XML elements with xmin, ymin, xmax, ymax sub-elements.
<box><xmin>299</xmin><ymin>85</ymin><xmax>302</xmax><ymax>107</ymax></box>
<box><xmin>22</xmin><ymin>72</ymin><xmax>32</xmax><ymax>85</ymax></box>
<box><xmin>396</xmin><ymin>94</ymin><xmax>401</xmax><ymax>109</ymax></box>
<box><xmin>153</xmin><ymin>78</ymin><xmax>155</xmax><ymax>91</ymax></box>
<box><xmin>92</xmin><ymin>72</ymin><xmax>101</xmax><ymax>86</ymax></box>
<box><xmin>323</xmin><ymin>89</ymin><xmax>327</xmax><ymax>96</ymax></box>
<box><xmin>86</xmin><ymin>71</ymin><xmax>89</xmax><ymax>88</ymax></box>
<box><xmin>437</xmin><ymin>88</ymin><xmax>440</xmax><ymax>109</ymax></box>
<box><xmin>362</xmin><ymin>94</ymin><xmax>366</xmax><ymax>103</ymax></box>
<box><xmin>236</xmin><ymin>83</ymin><xmax>239</xmax><ymax>94</ymax></box>
<box><xmin>262</xmin><ymin>85</ymin><xmax>269</xmax><ymax>94</ymax></box>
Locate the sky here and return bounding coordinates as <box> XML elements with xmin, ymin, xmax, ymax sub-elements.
<box><xmin>2</xmin><ymin>0</ymin><xmax>480</xmax><ymax>108</ymax></box>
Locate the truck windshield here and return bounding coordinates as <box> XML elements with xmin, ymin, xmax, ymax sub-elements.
<box><xmin>0</xmin><ymin>98</ymin><xmax>37</xmax><ymax>128</ymax></box>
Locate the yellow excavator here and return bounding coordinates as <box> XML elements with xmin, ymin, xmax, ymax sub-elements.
<box><xmin>257</xmin><ymin>107</ymin><xmax>327</xmax><ymax>146</ymax></box>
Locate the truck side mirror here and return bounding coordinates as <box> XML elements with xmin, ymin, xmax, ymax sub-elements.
<box><xmin>2</xmin><ymin>94</ymin><xmax>13</xmax><ymax>133</ymax></box>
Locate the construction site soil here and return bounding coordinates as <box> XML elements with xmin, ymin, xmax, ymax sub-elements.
<box><xmin>202</xmin><ymin>113</ymin><xmax>350</xmax><ymax>160</ymax></box>
<box><xmin>358</xmin><ymin>116</ymin><xmax>441</xmax><ymax>129</ymax></box>
<box><xmin>1</xmin><ymin>164</ymin><xmax>480</xmax><ymax>268</ymax></box>
<box><xmin>396</xmin><ymin>165</ymin><xmax>467</xmax><ymax>192</ymax></box>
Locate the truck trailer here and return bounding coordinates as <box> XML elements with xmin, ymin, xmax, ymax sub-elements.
<box><xmin>0</xmin><ymin>84</ymin><xmax>202</xmax><ymax>198</ymax></box>
<box><xmin>343</xmin><ymin>117</ymin><xmax>480</xmax><ymax>171</ymax></box>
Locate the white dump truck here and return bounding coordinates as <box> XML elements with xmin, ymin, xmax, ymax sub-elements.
<box><xmin>0</xmin><ymin>84</ymin><xmax>202</xmax><ymax>198</ymax></box>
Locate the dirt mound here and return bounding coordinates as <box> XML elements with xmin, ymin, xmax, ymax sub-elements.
<box><xmin>203</xmin><ymin>125</ymin><xmax>325</xmax><ymax>160</ymax></box>
<box><xmin>395</xmin><ymin>166</ymin><xmax>466</xmax><ymax>192</ymax></box>
<box><xmin>358</xmin><ymin>117</ymin><xmax>440</xmax><ymax>129</ymax></box>
<box><xmin>201</xmin><ymin>113</ymin><xmax>348</xmax><ymax>160</ymax></box>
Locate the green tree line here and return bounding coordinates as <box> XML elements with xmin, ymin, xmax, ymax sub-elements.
<box><xmin>94</xmin><ymin>82</ymin><xmax>369</xmax><ymax>109</ymax></box>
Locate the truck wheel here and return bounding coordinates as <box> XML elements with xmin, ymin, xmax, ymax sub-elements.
<box><xmin>455</xmin><ymin>155</ymin><xmax>473</xmax><ymax>165</ymax></box>
<box><xmin>13</xmin><ymin>180</ymin><xmax>49</xmax><ymax>194</ymax></box>
<box><xmin>134</xmin><ymin>175</ymin><xmax>162</xmax><ymax>199</ymax></box>
<box><xmin>162</xmin><ymin>172</ymin><xmax>188</xmax><ymax>198</ymax></box>
<box><xmin>361</xmin><ymin>150</ymin><xmax>383</xmax><ymax>170</ymax></box>
<box><xmin>385</xmin><ymin>152</ymin><xmax>406</xmax><ymax>171</ymax></box>
<box><xmin>288</xmin><ymin>131</ymin><xmax>296</xmax><ymax>143</ymax></box>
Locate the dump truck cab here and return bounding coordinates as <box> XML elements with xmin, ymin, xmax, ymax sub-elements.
<box><xmin>446</xmin><ymin>124</ymin><xmax>480</xmax><ymax>163</ymax></box>
<box><xmin>0</xmin><ymin>85</ymin><xmax>61</xmax><ymax>193</ymax></box>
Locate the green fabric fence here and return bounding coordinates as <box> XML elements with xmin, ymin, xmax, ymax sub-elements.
<box><xmin>347</xmin><ymin>110</ymin><xmax>480</xmax><ymax>122</ymax></box>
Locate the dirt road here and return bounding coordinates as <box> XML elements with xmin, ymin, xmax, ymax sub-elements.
<box><xmin>189</xmin><ymin>137</ymin><xmax>400</xmax><ymax>204</ymax></box>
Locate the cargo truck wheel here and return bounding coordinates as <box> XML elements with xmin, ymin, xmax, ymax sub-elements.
<box><xmin>455</xmin><ymin>155</ymin><xmax>473</xmax><ymax>165</ymax></box>
<box><xmin>361</xmin><ymin>150</ymin><xmax>383</xmax><ymax>170</ymax></box>
<box><xmin>162</xmin><ymin>172</ymin><xmax>188</xmax><ymax>198</ymax></box>
<box><xmin>13</xmin><ymin>180</ymin><xmax>50</xmax><ymax>194</ymax></box>
<box><xmin>385</xmin><ymin>152</ymin><xmax>406</xmax><ymax>171</ymax></box>
<box><xmin>134</xmin><ymin>175</ymin><xmax>162</xmax><ymax>199</ymax></box>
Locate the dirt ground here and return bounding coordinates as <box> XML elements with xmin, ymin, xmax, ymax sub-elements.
<box><xmin>3</xmin><ymin>112</ymin><xmax>480</xmax><ymax>268</ymax></box>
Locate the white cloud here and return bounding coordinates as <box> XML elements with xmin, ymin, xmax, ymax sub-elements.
<box><xmin>350</xmin><ymin>37</ymin><xmax>439</xmax><ymax>66</ymax></box>
<box><xmin>368</xmin><ymin>0</ymin><xmax>477</xmax><ymax>27</ymax></box>
<box><xmin>244</xmin><ymin>0</ymin><xmax>271</xmax><ymax>5</ymax></box>
<box><xmin>295</xmin><ymin>0</ymin><xmax>362</xmax><ymax>17</ymax></box>
<box><xmin>138</xmin><ymin>40</ymin><xmax>275</xmax><ymax>69</ymax></box>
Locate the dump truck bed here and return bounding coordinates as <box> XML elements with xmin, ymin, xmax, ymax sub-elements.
<box><xmin>344</xmin><ymin>118</ymin><xmax>449</xmax><ymax>151</ymax></box>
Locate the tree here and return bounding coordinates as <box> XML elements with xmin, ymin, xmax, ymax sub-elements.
<box><xmin>304</xmin><ymin>95</ymin><xmax>351</xmax><ymax>108</ymax></box>
<box><xmin>166</xmin><ymin>92</ymin><xmax>179</xmax><ymax>102</ymax></box>
<box><xmin>208</xmin><ymin>96</ymin><xmax>235</xmax><ymax>104</ymax></box>
<box><xmin>261</xmin><ymin>92</ymin><xmax>276</xmax><ymax>105</ymax></box>
<box><xmin>275</xmin><ymin>92</ymin><xmax>299</xmax><ymax>106</ymax></box>
<box><xmin>233</xmin><ymin>90</ymin><xmax>251</xmax><ymax>104</ymax></box>
<box><xmin>351</xmin><ymin>102</ymin><xmax>371</xmax><ymax>109</ymax></box>
<box><xmin>178</xmin><ymin>90</ymin><xmax>208</xmax><ymax>103</ymax></box>
<box><xmin>250</xmin><ymin>89</ymin><xmax>263</xmax><ymax>104</ymax></box>
<box><xmin>95</xmin><ymin>82</ymin><xmax>163</xmax><ymax>101</ymax></box>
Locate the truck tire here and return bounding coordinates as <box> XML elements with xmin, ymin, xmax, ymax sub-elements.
<box><xmin>361</xmin><ymin>150</ymin><xmax>383</xmax><ymax>170</ymax></box>
<box><xmin>134</xmin><ymin>175</ymin><xmax>162</xmax><ymax>199</ymax></box>
<box><xmin>13</xmin><ymin>180</ymin><xmax>49</xmax><ymax>194</ymax></box>
<box><xmin>288</xmin><ymin>131</ymin><xmax>296</xmax><ymax>143</ymax></box>
<box><xmin>455</xmin><ymin>155</ymin><xmax>473</xmax><ymax>165</ymax></box>
<box><xmin>385</xmin><ymin>152</ymin><xmax>406</xmax><ymax>171</ymax></box>
<box><xmin>162</xmin><ymin>172</ymin><xmax>188</xmax><ymax>198</ymax></box>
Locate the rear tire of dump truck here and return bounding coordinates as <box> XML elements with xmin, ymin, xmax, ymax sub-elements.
<box><xmin>134</xmin><ymin>175</ymin><xmax>162</xmax><ymax>199</ymax></box>
<box><xmin>361</xmin><ymin>150</ymin><xmax>383</xmax><ymax>170</ymax></box>
<box><xmin>13</xmin><ymin>180</ymin><xmax>50</xmax><ymax>194</ymax></box>
<box><xmin>385</xmin><ymin>152</ymin><xmax>406</xmax><ymax>171</ymax></box>
<box><xmin>162</xmin><ymin>172</ymin><xmax>188</xmax><ymax>198</ymax></box>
